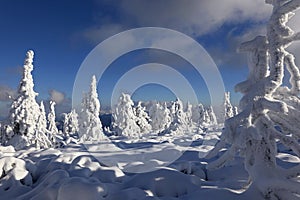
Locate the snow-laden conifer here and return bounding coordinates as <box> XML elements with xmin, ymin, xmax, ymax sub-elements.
<box><xmin>79</xmin><ymin>75</ymin><xmax>105</xmax><ymax>141</ymax></box>
<box><xmin>7</xmin><ymin>50</ymin><xmax>41</xmax><ymax>149</ymax></box>
<box><xmin>207</xmin><ymin>1</ymin><xmax>300</xmax><ymax>198</ymax></box>
<box><xmin>134</xmin><ymin>102</ymin><xmax>152</xmax><ymax>134</ymax></box>
<box><xmin>112</xmin><ymin>93</ymin><xmax>140</xmax><ymax>137</ymax></box>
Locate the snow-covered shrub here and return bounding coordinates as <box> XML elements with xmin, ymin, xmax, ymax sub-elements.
<box><xmin>149</xmin><ymin>102</ymin><xmax>172</xmax><ymax>133</ymax></box>
<box><xmin>207</xmin><ymin>1</ymin><xmax>300</xmax><ymax>198</ymax></box>
<box><xmin>78</xmin><ymin>75</ymin><xmax>105</xmax><ymax>141</ymax></box>
<box><xmin>134</xmin><ymin>101</ymin><xmax>152</xmax><ymax>134</ymax></box>
<box><xmin>112</xmin><ymin>93</ymin><xmax>141</xmax><ymax>138</ymax></box>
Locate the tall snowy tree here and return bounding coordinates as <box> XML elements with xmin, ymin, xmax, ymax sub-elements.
<box><xmin>149</xmin><ymin>102</ymin><xmax>172</xmax><ymax>133</ymax></box>
<box><xmin>134</xmin><ymin>102</ymin><xmax>152</xmax><ymax>134</ymax></box>
<box><xmin>63</xmin><ymin>109</ymin><xmax>79</xmax><ymax>137</ymax></box>
<box><xmin>112</xmin><ymin>93</ymin><xmax>140</xmax><ymax>138</ymax></box>
<box><xmin>79</xmin><ymin>75</ymin><xmax>105</xmax><ymax>141</ymax></box>
<box><xmin>47</xmin><ymin>101</ymin><xmax>58</xmax><ymax>145</ymax></box>
<box><xmin>207</xmin><ymin>1</ymin><xmax>300</xmax><ymax>198</ymax></box>
<box><xmin>6</xmin><ymin>50</ymin><xmax>41</xmax><ymax>149</ymax></box>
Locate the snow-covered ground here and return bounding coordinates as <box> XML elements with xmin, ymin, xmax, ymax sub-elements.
<box><xmin>0</xmin><ymin>125</ymin><xmax>298</xmax><ymax>200</ymax></box>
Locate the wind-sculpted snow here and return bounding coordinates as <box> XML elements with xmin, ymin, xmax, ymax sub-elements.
<box><xmin>0</xmin><ymin>124</ymin><xmax>299</xmax><ymax>199</ymax></box>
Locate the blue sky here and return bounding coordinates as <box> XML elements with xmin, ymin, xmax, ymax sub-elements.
<box><xmin>0</xmin><ymin>0</ymin><xmax>299</xmax><ymax>117</ymax></box>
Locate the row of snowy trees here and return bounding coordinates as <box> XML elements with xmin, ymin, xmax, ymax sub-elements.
<box><xmin>0</xmin><ymin>50</ymin><xmax>238</xmax><ymax>149</ymax></box>
<box><xmin>110</xmin><ymin>93</ymin><xmax>232</xmax><ymax>138</ymax></box>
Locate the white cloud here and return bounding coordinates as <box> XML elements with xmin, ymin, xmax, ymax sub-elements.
<box><xmin>80</xmin><ymin>0</ymin><xmax>272</xmax><ymax>44</ymax></box>
<box><xmin>125</xmin><ymin>0</ymin><xmax>271</xmax><ymax>35</ymax></box>
<box><xmin>49</xmin><ymin>89</ymin><xmax>65</xmax><ymax>105</ymax></box>
<box><xmin>83</xmin><ymin>23</ymin><xmax>126</xmax><ymax>45</ymax></box>
<box><xmin>0</xmin><ymin>85</ymin><xmax>16</xmax><ymax>101</ymax></box>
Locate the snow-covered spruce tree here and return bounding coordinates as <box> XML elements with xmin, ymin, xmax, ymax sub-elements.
<box><xmin>224</xmin><ymin>92</ymin><xmax>234</xmax><ymax>120</ymax></box>
<box><xmin>162</xmin><ymin>99</ymin><xmax>188</xmax><ymax>135</ymax></box>
<box><xmin>185</xmin><ymin>102</ymin><xmax>193</xmax><ymax>126</ymax></box>
<box><xmin>47</xmin><ymin>101</ymin><xmax>58</xmax><ymax>145</ymax></box>
<box><xmin>79</xmin><ymin>75</ymin><xmax>105</xmax><ymax>141</ymax></box>
<box><xmin>207</xmin><ymin>1</ymin><xmax>300</xmax><ymax>198</ymax></box>
<box><xmin>207</xmin><ymin>106</ymin><xmax>218</xmax><ymax>126</ymax></box>
<box><xmin>134</xmin><ymin>101</ymin><xmax>152</xmax><ymax>134</ymax></box>
<box><xmin>6</xmin><ymin>50</ymin><xmax>42</xmax><ymax>149</ymax></box>
<box><xmin>112</xmin><ymin>93</ymin><xmax>141</xmax><ymax>138</ymax></box>
<box><xmin>192</xmin><ymin>103</ymin><xmax>205</xmax><ymax>124</ymax></box>
<box><xmin>202</xmin><ymin>109</ymin><xmax>210</xmax><ymax>125</ymax></box>
<box><xmin>149</xmin><ymin>102</ymin><xmax>172</xmax><ymax>133</ymax></box>
<box><xmin>34</xmin><ymin>101</ymin><xmax>52</xmax><ymax>148</ymax></box>
<box><xmin>63</xmin><ymin>109</ymin><xmax>79</xmax><ymax>137</ymax></box>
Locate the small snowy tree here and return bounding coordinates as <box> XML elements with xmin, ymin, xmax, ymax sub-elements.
<box><xmin>47</xmin><ymin>101</ymin><xmax>58</xmax><ymax>145</ymax></box>
<box><xmin>202</xmin><ymin>109</ymin><xmax>210</xmax><ymax>125</ymax></box>
<box><xmin>192</xmin><ymin>103</ymin><xmax>205</xmax><ymax>124</ymax></box>
<box><xmin>185</xmin><ymin>102</ymin><xmax>193</xmax><ymax>126</ymax></box>
<box><xmin>207</xmin><ymin>1</ymin><xmax>300</xmax><ymax>198</ymax></box>
<box><xmin>149</xmin><ymin>102</ymin><xmax>172</xmax><ymax>133</ymax></box>
<box><xmin>207</xmin><ymin>106</ymin><xmax>218</xmax><ymax>126</ymax></box>
<box><xmin>134</xmin><ymin>102</ymin><xmax>152</xmax><ymax>134</ymax></box>
<box><xmin>224</xmin><ymin>92</ymin><xmax>234</xmax><ymax>120</ymax></box>
<box><xmin>79</xmin><ymin>75</ymin><xmax>105</xmax><ymax>141</ymax></box>
<box><xmin>162</xmin><ymin>99</ymin><xmax>188</xmax><ymax>135</ymax></box>
<box><xmin>6</xmin><ymin>50</ymin><xmax>41</xmax><ymax>149</ymax></box>
<box><xmin>34</xmin><ymin>101</ymin><xmax>51</xmax><ymax>148</ymax></box>
<box><xmin>112</xmin><ymin>93</ymin><xmax>140</xmax><ymax>138</ymax></box>
<box><xmin>63</xmin><ymin>109</ymin><xmax>79</xmax><ymax>137</ymax></box>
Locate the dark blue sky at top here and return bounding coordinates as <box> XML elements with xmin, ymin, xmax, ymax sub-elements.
<box><xmin>0</xmin><ymin>0</ymin><xmax>273</xmax><ymax>116</ymax></box>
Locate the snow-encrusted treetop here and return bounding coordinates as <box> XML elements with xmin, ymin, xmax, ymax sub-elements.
<box><xmin>88</xmin><ymin>75</ymin><xmax>101</xmax><ymax>115</ymax></box>
<box><xmin>19</xmin><ymin>50</ymin><xmax>38</xmax><ymax>97</ymax></box>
